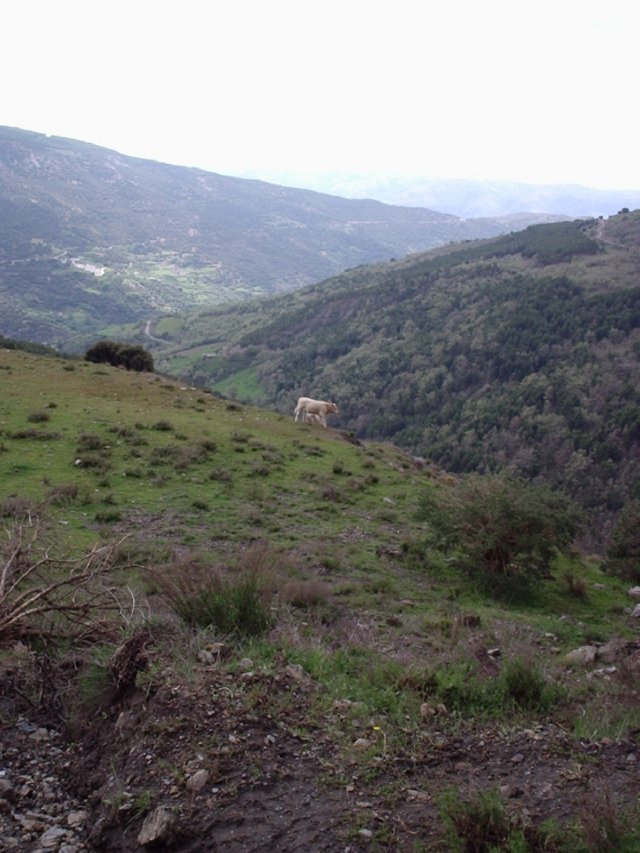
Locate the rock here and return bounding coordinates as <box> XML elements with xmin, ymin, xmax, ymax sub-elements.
<box><xmin>628</xmin><ymin>586</ymin><xmax>640</xmax><ymax>598</ymax></box>
<box><xmin>29</xmin><ymin>727</ymin><xmax>51</xmax><ymax>743</ymax></box>
<box><xmin>238</xmin><ymin>657</ymin><xmax>254</xmax><ymax>671</ymax></box>
<box><xmin>420</xmin><ymin>703</ymin><xmax>436</xmax><ymax>717</ymax></box>
<box><xmin>67</xmin><ymin>809</ymin><xmax>89</xmax><ymax>826</ymax></box>
<box><xmin>137</xmin><ymin>806</ymin><xmax>174</xmax><ymax>847</ymax></box>
<box><xmin>39</xmin><ymin>825</ymin><xmax>68</xmax><ymax>848</ymax></box>
<box><xmin>0</xmin><ymin>777</ymin><xmax>15</xmax><ymax>801</ymax></box>
<box><xmin>632</xmin><ymin>603</ymin><xmax>640</xmax><ymax>618</ymax></box>
<box><xmin>597</xmin><ymin>639</ymin><xmax>625</xmax><ymax>663</ymax></box>
<box><xmin>284</xmin><ymin>663</ymin><xmax>312</xmax><ymax>685</ymax></box>
<box><xmin>186</xmin><ymin>769</ymin><xmax>209</xmax><ymax>793</ymax></box>
<box><xmin>565</xmin><ymin>645</ymin><xmax>598</xmax><ymax>665</ymax></box>
<box><xmin>197</xmin><ymin>649</ymin><xmax>216</xmax><ymax>664</ymax></box>
<box><xmin>359</xmin><ymin>828</ymin><xmax>373</xmax><ymax>839</ymax></box>
<box><xmin>511</xmin><ymin>753</ymin><xmax>525</xmax><ymax>764</ymax></box>
<box><xmin>353</xmin><ymin>738</ymin><xmax>370</xmax><ymax>750</ymax></box>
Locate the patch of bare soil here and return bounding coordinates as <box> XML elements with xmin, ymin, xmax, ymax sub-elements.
<box><xmin>2</xmin><ymin>644</ymin><xmax>639</xmax><ymax>852</ymax></box>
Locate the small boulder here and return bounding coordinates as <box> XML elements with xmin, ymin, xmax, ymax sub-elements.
<box><xmin>137</xmin><ymin>806</ymin><xmax>174</xmax><ymax>847</ymax></box>
<box><xmin>565</xmin><ymin>645</ymin><xmax>598</xmax><ymax>665</ymax></box>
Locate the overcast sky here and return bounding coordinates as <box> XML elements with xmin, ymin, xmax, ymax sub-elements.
<box><xmin>2</xmin><ymin>0</ymin><xmax>638</xmax><ymax>190</ymax></box>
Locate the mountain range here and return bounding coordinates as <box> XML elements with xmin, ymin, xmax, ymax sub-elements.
<box><xmin>245</xmin><ymin>171</ymin><xmax>640</xmax><ymax>219</ymax></box>
<box><xmin>0</xmin><ymin>125</ymin><xmax>562</xmax><ymax>349</ymax></box>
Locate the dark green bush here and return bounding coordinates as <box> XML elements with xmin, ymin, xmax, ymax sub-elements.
<box><xmin>603</xmin><ymin>500</ymin><xmax>640</xmax><ymax>581</ymax></box>
<box><xmin>85</xmin><ymin>340</ymin><xmax>154</xmax><ymax>372</ymax></box>
<box><xmin>418</xmin><ymin>474</ymin><xmax>581</xmax><ymax>590</ymax></box>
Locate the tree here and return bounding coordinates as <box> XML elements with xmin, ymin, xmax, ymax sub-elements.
<box><xmin>85</xmin><ymin>341</ymin><xmax>154</xmax><ymax>372</ymax></box>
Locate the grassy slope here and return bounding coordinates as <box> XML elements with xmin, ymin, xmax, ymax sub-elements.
<box><xmin>1</xmin><ymin>349</ymin><xmax>636</xmax><ymax>680</ymax></box>
<box><xmin>3</xmin><ymin>349</ymin><xmax>640</xmax><ymax>848</ymax></box>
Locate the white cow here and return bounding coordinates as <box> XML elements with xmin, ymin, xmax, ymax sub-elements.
<box><xmin>294</xmin><ymin>397</ymin><xmax>338</xmax><ymax>428</ymax></box>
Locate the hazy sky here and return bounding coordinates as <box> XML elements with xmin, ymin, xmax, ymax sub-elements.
<box><xmin>3</xmin><ymin>0</ymin><xmax>638</xmax><ymax>189</ymax></box>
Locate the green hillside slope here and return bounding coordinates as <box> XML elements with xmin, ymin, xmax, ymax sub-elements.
<box><xmin>2</xmin><ymin>349</ymin><xmax>640</xmax><ymax>850</ymax></box>
<box><xmin>151</xmin><ymin>213</ymin><xmax>640</xmax><ymax>539</ymax></box>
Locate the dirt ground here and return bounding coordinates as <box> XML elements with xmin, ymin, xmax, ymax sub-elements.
<box><xmin>2</xmin><ymin>641</ymin><xmax>639</xmax><ymax>852</ymax></box>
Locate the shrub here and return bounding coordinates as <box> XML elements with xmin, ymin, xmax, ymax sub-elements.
<box><xmin>95</xmin><ymin>509</ymin><xmax>122</xmax><ymax>523</ymax></box>
<box><xmin>85</xmin><ymin>340</ymin><xmax>154</xmax><ymax>372</ymax></box>
<box><xmin>438</xmin><ymin>787</ymin><xmax>568</xmax><ymax>851</ymax></box>
<box><xmin>418</xmin><ymin>474</ymin><xmax>581</xmax><ymax>590</ymax></box>
<box><xmin>46</xmin><ymin>484</ymin><xmax>80</xmax><ymax>506</ymax></box>
<box><xmin>154</xmin><ymin>559</ymin><xmax>273</xmax><ymax>637</ymax></box>
<box><xmin>603</xmin><ymin>500</ymin><xmax>640</xmax><ymax>581</ymax></box>
<box><xmin>499</xmin><ymin>658</ymin><xmax>560</xmax><ymax>713</ymax></box>
<box><xmin>27</xmin><ymin>411</ymin><xmax>50</xmax><ymax>423</ymax></box>
<box><xmin>281</xmin><ymin>580</ymin><xmax>329</xmax><ymax>608</ymax></box>
<box><xmin>0</xmin><ymin>526</ymin><xmax>141</xmax><ymax>645</ymax></box>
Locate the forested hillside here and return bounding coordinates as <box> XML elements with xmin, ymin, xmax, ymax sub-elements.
<box><xmin>0</xmin><ymin>125</ymin><xmax>560</xmax><ymax>348</ymax></box>
<box><xmin>152</xmin><ymin>214</ymin><xmax>640</xmax><ymax>541</ymax></box>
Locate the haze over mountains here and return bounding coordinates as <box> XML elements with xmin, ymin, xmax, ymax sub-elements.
<box><xmin>245</xmin><ymin>171</ymin><xmax>640</xmax><ymax>219</ymax></box>
<box><xmin>0</xmin><ymin>125</ymin><xmax>564</xmax><ymax>349</ymax></box>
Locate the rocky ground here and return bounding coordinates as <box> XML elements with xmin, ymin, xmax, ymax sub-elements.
<box><xmin>2</xmin><ymin>636</ymin><xmax>639</xmax><ymax>852</ymax></box>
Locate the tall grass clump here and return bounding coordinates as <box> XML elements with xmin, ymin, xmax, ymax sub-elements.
<box><xmin>438</xmin><ymin>786</ymin><xmax>574</xmax><ymax>851</ymax></box>
<box><xmin>154</xmin><ymin>547</ymin><xmax>275</xmax><ymax>638</ymax></box>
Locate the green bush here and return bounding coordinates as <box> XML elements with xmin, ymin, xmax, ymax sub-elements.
<box><xmin>603</xmin><ymin>500</ymin><xmax>640</xmax><ymax>581</ymax></box>
<box><xmin>155</xmin><ymin>560</ymin><xmax>272</xmax><ymax>638</ymax></box>
<box><xmin>85</xmin><ymin>340</ymin><xmax>154</xmax><ymax>372</ymax></box>
<box><xmin>438</xmin><ymin>787</ymin><xmax>574</xmax><ymax>851</ymax></box>
<box><xmin>418</xmin><ymin>474</ymin><xmax>581</xmax><ymax>590</ymax></box>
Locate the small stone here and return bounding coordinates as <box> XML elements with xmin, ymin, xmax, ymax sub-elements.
<box><xmin>29</xmin><ymin>727</ymin><xmax>51</xmax><ymax>743</ymax></box>
<box><xmin>511</xmin><ymin>753</ymin><xmax>525</xmax><ymax>764</ymax></box>
<box><xmin>137</xmin><ymin>806</ymin><xmax>174</xmax><ymax>846</ymax></box>
<box><xmin>628</xmin><ymin>586</ymin><xmax>640</xmax><ymax>598</ymax></box>
<box><xmin>284</xmin><ymin>663</ymin><xmax>312</xmax><ymax>685</ymax></box>
<box><xmin>238</xmin><ymin>657</ymin><xmax>254</xmax><ymax>671</ymax></box>
<box><xmin>632</xmin><ymin>603</ymin><xmax>640</xmax><ymax>618</ymax></box>
<box><xmin>0</xmin><ymin>778</ymin><xmax>14</xmax><ymax>801</ymax></box>
<box><xmin>353</xmin><ymin>738</ymin><xmax>370</xmax><ymax>750</ymax></box>
<box><xmin>186</xmin><ymin>769</ymin><xmax>209</xmax><ymax>793</ymax></box>
<box><xmin>626</xmin><ymin>752</ymin><xmax>637</xmax><ymax>763</ymax></box>
<box><xmin>420</xmin><ymin>703</ymin><xmax>436</xmax><ymax>717</ymax></box>
<box><xmin>565</xmin><ymin>645</ymin><xmax>598</xmax><ymax>665</ymax></box>
<box><xmin>40</xmin><ymin>826</ymin><xmax>68</xmax><ymax>848</ymax></box>
<box><xmin>197</xmin><ymin>649</ymin><xmax>215</xmax><ymax>665</ymax></box>
<box><xmin>264</xmin><ymin>734</ymin><xmax>276</xmax><ymax>745</ymax></box>
<box><xmin>359</xmin><ymin>828</ymin><xmax>373</xmax><ymax>839</ymax></box>
<box><xmin>67</xmin><ymin>809</ymin><xmax>89</xmax><ymax>826</ymax></box>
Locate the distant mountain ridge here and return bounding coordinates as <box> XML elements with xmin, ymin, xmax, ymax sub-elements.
<box><xmin>246</xmin><ymin>171</ymin><xmax>640</xmax><ymax>218</ymax></box>
<box><xmin>0</xmin><ymin>125</ymin><xmax>565</xmax><ymax>348</ymax></box>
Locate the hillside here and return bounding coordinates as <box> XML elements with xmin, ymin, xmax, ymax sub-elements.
<box><xmin>147</xmin><ymin>213</ymin><xmax>640</xmax><ymax>542</ymax></box>
<box><xmin>1</xmin><ymin>349</ymin><xmax>639</xmax><ymax>850</ymax></box>
<box><xmin>0</xmin><ymin>126</ymin><xmax>563</xmax><ymax>350</ymax></box>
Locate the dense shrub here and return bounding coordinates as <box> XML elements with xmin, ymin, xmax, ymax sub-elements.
<box><xmin>603</xmin><ymin>500</ymin><xmax>640</xmax><ymax>581</ymax></box>
<box><xmin>85</xmin><ymin>340</ymin><xmax>154</xmax><ymax>372</ymax></box>
<box><xmin>418</xmin><ymin>474</ymin><xmax>581</xmax><ymax>589</ymax></box>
